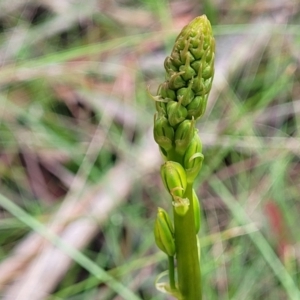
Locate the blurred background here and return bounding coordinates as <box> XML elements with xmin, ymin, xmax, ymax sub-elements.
<box><xmin>0</xmin><ymin>0</ymin><xmax>300</xmax><ymax>299</ymax></box>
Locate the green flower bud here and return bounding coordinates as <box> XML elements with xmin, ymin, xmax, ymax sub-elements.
<box><xmin>164</xmin><ymin>56</ymin><xmax>178</xmax><ymax>72</ymax></box>
<box><xmin>158</xmin><ymin>82</ymin><xmax>176</xmax><ymax>100</ymax></box>
<box><xmin>179</xmin><ymin>51</ymin><xmax>196</xmax><ymax>82</ymax></box>
<box><xmin>167</xmin><ymin>100</ymin><xmax>188</xmax><ymax>127</ymax></box>
<box><xmin>190</xmin><ymin>60</ymin><xmax>201</xmax><ymax>73</ymax></box>
<box><xmin>176</xmin><ymin>79</ymin><xmax>194</xmax><ymax>107</ymax></box>
<box><xmin>161</xmin><ymin>161</ymin><xmax>190</xmax><ymax>216</ymax></box>
<box><xmin>160</xmin><ymin>161</ymin><xmax>187</xmax><ymax>199</ymax></box>
<box><xmin>169</xmin><ymin>39</ymin><xmax>195</xmax><ymax>70</ymax></box>
<box><xmin>148</xmin><ymin>88</ymin><xmax>169</xmax><ymax>116</ymax></box>
<box><xmin>177</xmin><ymin>37</ymin><xmax>192</xmax><ymax>63</ymax></box>
<box><xmin>174</xmin><ymin>119</ymin><xmax>195</xmax><ymax>155</ymax></box>
<box><xmin>205</xmin><ymin>43</ymin><xmax>214</xmax><ymax>62</ymax></box>
<box><xmin>168</xmin><ymin>71</ymin><xmax>186</xmax><ymax>90</ymax></box>
<box><xmin>186</xmin><ymin>95</ymin><xmax>207</xmax><ymax>120</ymax></box>
<box><xmin>190</xmin><ymin>59</ymin><xmax>214</xmax><ymax>81</ymax></box>
<box><xmin>155</xmin><ymin>101</ymin><xmax>167</xmax><ymax>115</ymax></box>
<box><xmin>183</xmin><ymin>133</ymin><xmax>204</xmax><ymax>184</ymax></box>
<box><xmin>192</xmin><ymin>190</ymin><xmax>201</xmax><ymax>234</ymax></box>
<box><xmin>153</xmin><ymin>114</ymin><xmax>174</xmax><ymax>151</ymax></box>
<box><xmin>192</xmin><ymin>68</ymin><xmax>213</xmax><ymax>95</ymax></box>
<box><xmin>169</xmin><ymin>49</ymin><xmax>183</xmax><ymax>68</ymax></box>
<box><xmin>202</xmin><ymin>65</ymin><xmax>214</xmax><ymax>80</ymax></box>
<box><xmin>154</xmin><ymin>207</ymin><xmax>175</xmax><ymax>256</ymax></box>
<box><xmin>189</xmin><ymin>36</ymin><xmax>206</xmax><ymax>60</ymax></box>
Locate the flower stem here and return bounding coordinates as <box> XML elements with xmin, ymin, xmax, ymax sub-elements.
<box><xmin>168</xmin><ymin>255</ymin><xmax>176</xmax><ymax>290</ymax></box>
<box><xmin>173</xmin><ymin>183</ymin><xmax>201</xmax><ymax>300</ymax></box>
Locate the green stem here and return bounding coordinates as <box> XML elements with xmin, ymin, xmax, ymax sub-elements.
<box><xmin>168</xmin><ymin>255</ymin><xmax>176</xmax><ymax>290</ymax></box>
<box><xmin>173</xmin><ymin>183</ymin><xmax>201</xmax><ymax>300</ymax></box>
<box><xmin>167</xmin><ymin>149</ymin><xmax>182</xmax><ymax>165</ymax></box>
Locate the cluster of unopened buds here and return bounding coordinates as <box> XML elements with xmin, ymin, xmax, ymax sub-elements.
<box><xmin>152</xmin><ymin>15</ymin><xmax>215</xmax><ymax>259</ymax></box>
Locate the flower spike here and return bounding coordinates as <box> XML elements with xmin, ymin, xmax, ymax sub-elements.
<box><xmin>151</xmin><ymin>15</ymin><xmax>215</xmax><ymax>299</ymax></box>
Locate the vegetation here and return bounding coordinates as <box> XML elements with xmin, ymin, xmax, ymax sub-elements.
<box><xmin>0</xmin><ymin>1</ymin><xmax>300</xmax><ymax>299</ymax></box>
